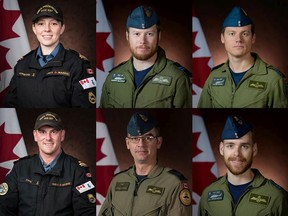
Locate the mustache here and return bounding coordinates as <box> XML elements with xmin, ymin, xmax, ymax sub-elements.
<box><xmin>228</xmin><ymin>157</ymin><xmax>246</xmax><ymax>162</ymax></box>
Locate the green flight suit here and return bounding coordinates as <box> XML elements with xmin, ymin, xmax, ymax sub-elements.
<box><xmin>198</xmin><ymin>53</ymin><xmax>288</xmax><ymax>108</ymax></box>
<box><xmin>100</xmin><ymin>47</ymin><xmax>192</xmax><ymax>108</ymax></box>
<box><xmin>198</xmin><ymin>169</ymin><xmax>288</xmax><ymax>216</ymax></box>
<box><xmin>99</xmin><ymin>165</ymin><xmax>192</xmax><ymax>216</ymax></box>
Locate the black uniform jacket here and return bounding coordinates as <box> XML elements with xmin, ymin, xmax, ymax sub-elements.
<box><xmin>4</xmin><ymin>43</ymin><xmax>96</xmax><ymax>108</ymax></box>
<box><xmin>0</xmin><ymin>150</ymin><xmax>96</xmax><ymax>216</ymax></box>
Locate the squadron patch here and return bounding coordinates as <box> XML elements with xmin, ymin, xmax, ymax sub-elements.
<box><xmin>87</xmin><ymin>194</ymin><xmax>96</xmax><ymax>203</ymax></box>
<box><xmin>0</xmin><ymin>182</ymin><xmax>8</xmax><ymax>196</ymax></box>
<box><xmin>179</xmin><ymin>188</ymin><xmax>191</xmax><ymax>206</ymax></box>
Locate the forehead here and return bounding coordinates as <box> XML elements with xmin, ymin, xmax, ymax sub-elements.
<box><xmin>224</xmin><ymin>24</ymin><xmax>252</xmax><ymax>32</ymax></box>
<box><xmin>128</xmin><ymin>24</ymin><xmax>157</xmax><ymax>32</ymax></box>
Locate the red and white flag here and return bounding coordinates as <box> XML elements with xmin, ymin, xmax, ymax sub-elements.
<box><xmin>192</xmin><ymin>109</ymin><xmax>218</xmax><ymax>215</ymax></box>
<box><xmin>0</xmin><ymin>0</ymin><xmax>30</xmax><ymax>106</ymax></box>
<box><xmin>0</xmin><ymin>108</ymin><xmax>27</xmax><ymax>183</ymax></box>
<box><xmin>96</xmin><ymin>0</ymin><xmax>114</xmax><ymax>107</ymax></box>
<box><xmin>192</xmin><ymin>10</ymin><xmax>213</xmax><ymax>108</ymax></box>
<box><xmin>96</xmin><ymin>109</ymin><xmax>120</xmax><ymax>214</ymax></box>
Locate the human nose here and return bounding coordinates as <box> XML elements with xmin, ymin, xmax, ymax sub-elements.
<box><xmin>235</xmin><ymin>33</ymin><xmax>242</xmax><ymax>42</ymax></box>
<box><xmin>44</xmin><ymin>23</ymin><xmax>51</xmax><ymax>32</ymax></box>
<box><xmin>45</xmin><ymin>132</ymin><xmax>52</xmax><ymax>140</ymax></box>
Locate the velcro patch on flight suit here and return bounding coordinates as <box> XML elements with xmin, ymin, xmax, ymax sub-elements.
<box><xmin>115</xmin><ymin>182</ymin><xmax>130</xmax><ymax>191</ymax></box>
<box><xmin>111</xmin><ymin>74</ymin><xmax>126</xmax><ymax>83</ymax></box>
<box><xmin>146</xmin><ymin>185</ymin><xmax>164</xmax><ymax>195</ymax></box>
<box><xmin>248</xmin><ymin>80</ymin><xmax>267</xmax><ymax>90</ymax></box>
<box><xmin>207</xmin><ymin>190</ymin><xmax>224</xmax><ymax>201</ymax></box>
<box><xmin>0</xmin><ymin>182</ymin><xmax>8</xmax><ymax>195</ymax></box>
<box><xmin>151</xmin><ymin>75</ymin><xmax>172</xmax><ymax>86</ymax></box>
<box><xmin>249</xmin><ymin>193</ymin><xmax>270</xmax><ymax>205</ymax></box>
<box><xmin>211</xmin><ymin>77</ymin><xmax>226</xmax><ymax>86</ymax></box>
<box><xmin>179</xmin><ymin>188</ymin><xmax>192</xmax><ymax>206</ymax></box>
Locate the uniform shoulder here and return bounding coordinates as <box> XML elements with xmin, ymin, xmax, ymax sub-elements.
<box><xmin>266</xmin><ymin>65</ymin><xmax>285</xmax><ymax>78</ymax></box>
<box><xmin>109</xmin><ymin>60</ymin><xmax>128</xmax><ymax>73</ymax></box>
<box><xmin>14</xmin><ymin>154</ymin><xmax>37</xmax><ymax>164</ymax></box>
<box><xmin>269</xmin><ymin>179</ymin><xmax>288</xmax><ymax>194</ymax></box>
<box><xmin>211</xmin><ymin>63</ymin><xmax>225</xmax><ymax>72</ymax></box>
<box><xmin>17</xmin><ymin>50</ymin><xmax>35</xmax><ymax>62</ymax></box>
<box><xmin>113</xmin><ymin>166</ymin><xmax>132</xmax><ymax>177</ymax></box>
<box><xmin>65</xmin><ymin>154</ymin><xmax>91</xmax><ymax>170</ymax></box>
<box><xmin>167</xmin><ymin>169</ymin><xmax>187</xmax><ymax>181</ymax></box>
<box><xmin>68</xmin><ymin>49</ymin><xmax>90</xmax><ymax>62</ymax></box>
<box><xmin>173</xmin><ymin>62</ymin><xmax>192</xmax><ymax>78</ymax></box>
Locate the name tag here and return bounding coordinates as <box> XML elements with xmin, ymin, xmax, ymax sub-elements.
<box><xmin>46</xmin><ymin>71</ymin><xmax>70</xmax><ymax>77</ymax></box>
<box><xmin>248</xmin><ymin>80</ymin><xmax>267</xmax><ymax>90</ymax></box>
<box><xmin>208</xmin><ymin>190</ymin><xmax>224</xmax><ymax>201</ymax></box>
<box><xmin>115</xmin><ymin>182</ymin><xmax>130</xmax><ymax>191</ymax></box>
<box><xmin>212</xmin><ymin>77</ymin><xmax>226</xmax><ymax>86</ymax></box>
<box><xmin>111</xmin><ymin>74</ymin><xmax>126</xmax><ymax>83</ymax></box>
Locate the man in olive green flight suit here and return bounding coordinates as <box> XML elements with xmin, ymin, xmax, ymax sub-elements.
<box><xmin>198</xmin><ymin>114</ymin><xmax>288</xmax><ymax>216</ymax></box>
<box><xmin>100</xmin><ymin>5</ymin><xmax>191</xmax><ymax>108</ymax></box>
<box><xmin>198</xmin><ymin>6</ymin><xmax>288</xmax><ymax>108</ymax></box>
<box><xmin>99</xmin><ymin>111</ymin><xmax>192</xmax><ymax>216</ymax></box>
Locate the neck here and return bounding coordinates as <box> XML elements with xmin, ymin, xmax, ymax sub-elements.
<box><xmin>133</xmin><ymin>53</ymin><xmax>157</xmax><ymax>71</ymax></box>
<box><xmin>227</xmin><ymin>169</ymin><xmax>254</xmax><ymax>185</ymax></box>
<box><xmin>135</xmin><ymin>161</ymin><xmax>157</xmax><ymax>175</ymax></box>
<box><xmin>228</xmin><ymin>53</ymin><xmax>254</xmax><ymax>73</ymax></box>
<box><xmin>40</xmin><ymin>43</ymin><xmax>59</xmax><ymax>55</ymax></box>
<box><xmin>40</xmin><ymin>149</ymin><xmax>61</xmax><ymax>165</ymax></box>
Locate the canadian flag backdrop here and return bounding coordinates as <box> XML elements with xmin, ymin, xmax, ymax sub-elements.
<box><xmin>0</xmin><ymin>108</ymin><xmax>27</xmax><ymax>183</ymax></box>
<box><xmin>96</xmin><ymin>109</ymin><xmax>120</xmax><ymax>215</ymax></box>
<box><xmin>0</xmin><ymin>0</ymin><xmax>30</xmax><ymax>106</ymax></box>
<box><xmin>96</xmin><ymin>0</ymin><xmax>114</xmax><ymax>107</ymax></box>
<box><xmin>192</xmin><ymin>9</ymin><xmax>213</xmax><ymax>108</ymax></box>
<box><xmin>192</xmin><ymin>109</ymin><xmax>218</xmax><ymax>215</ymax></box>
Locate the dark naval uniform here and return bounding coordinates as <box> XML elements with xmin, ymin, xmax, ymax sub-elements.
<box><xmin>99</xmin><ymin>165</ymin><xmax>192</xmax><ymax>216</ymax></box>
<box><xmin>4</xmin><ymin>43</ymin><xmax>96</xmax><ymax>108</ymax></box>
<box><xmin>0</xmin><ymin>151</ymin><xmax>96</xmax><ymax>216</ymax></box>
<box><xmin>198</xmin><ymin>169</ymin><xmax>288</xmax><ymax>216</ymax></box>
<box><xmin>100</xmin><ymin>47</ymin><xmax>192</xmax><ymax>108</ymax></box>
<box><xmin>198</xmin><ymin>53</ymin><xmax>288</xmax><ymax>108</ymax></box>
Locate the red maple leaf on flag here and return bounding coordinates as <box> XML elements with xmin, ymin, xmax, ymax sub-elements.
<box><xmin>96</xmin><ymin>32</ymin><xmax>114</xmax><ymax>72</ymax></box>
<box><xmin>96</xmin><ymin>138</ymin><xmax>106</xmax><ymax>162</ymax></box>
<box><xmin>0</xmin><ymin>122</ymin><xmax>22</xmax><ymax>180</ymax></box>
<box><xmin>0</xmin><ymin>46</ymin><xmax>11</xmax><ymax>75</ymax></box>
<box><xmin>0</xmin><ymin>1</ymin><xmax>21</xmax><ymax>42</ymax></box>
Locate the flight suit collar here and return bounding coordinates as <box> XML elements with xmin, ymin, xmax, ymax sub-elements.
<box><xmin>129</xmin><ymin>163</ymin><xmax>164</xmax><ymax>180</ymax></box>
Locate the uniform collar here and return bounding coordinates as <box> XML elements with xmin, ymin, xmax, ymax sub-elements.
<box><xmin>129</xmin><ymin>163</ymin><xmax>164</xmax><ymax>179</ymax></box>
<box><xmin>36</xmin><ymin>43</ymin><xmax>61</xmax><ymax>67</ymax></box>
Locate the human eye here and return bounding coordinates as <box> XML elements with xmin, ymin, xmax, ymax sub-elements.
<box><xmin>226</xmin><ymin>144</ymin><xmax>234</xmax><ymax>149</ymax></box>
<box><xmin>38</xmin><ymin>130</ymin><xmax>45</xmax><ymax>135</ymax></box>
<box><xmin>130</xmin><ymin>137</ymin><xmax>140</xmax><ymax>143</ymax></box>
<box><xmin>241</xmin><ymin>144</ymin><xmax>249</xmax><ymax>150</ymax></box>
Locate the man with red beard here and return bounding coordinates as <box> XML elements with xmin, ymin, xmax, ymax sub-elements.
<box><xmin>198</xmin><ymin>115</ymin><xmax>288</xmax><ymax>216</ymax></box>
<box><xmin>100</xmin><ymin>5</ymin><xmax>191</xmax><ymax>108</ymax></box>
<box><xmin>99</xmin><ymin>111</ymin><xmax>192</xmax><ymax>215</ymax></box>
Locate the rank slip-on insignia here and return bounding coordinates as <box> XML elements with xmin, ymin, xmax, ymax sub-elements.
<box><xmin>146</xmin><ymin>185</ymin><xmax>164</xmax><ymax>195</ymax></box>
<box><xmin>179</xmin><ymin>188</ymin><xmax>192</xmax><ymax>206</ymax></box>
<box><xmin>212</xmin><ymin>77</ymin><xmax>226</xmax><ymax>86</ymax></box>
<box><xmin>249</xmin><ymin>193</ymin><xmax>270</xmax><ymax>205</ymax></box>
<box><xmin>115</xmin><ymin>182</ymin><xmax>130</xmax><ymax>191</ymax></box>
<box><xmin>0</xmin><ymin>183</ymin><xmax>8</xmax><ymax>195</ymax></box>
<box><xmin>208</xmin><ymin>190</ymin><xmax>224</xmax><ymax>201</ymax></box>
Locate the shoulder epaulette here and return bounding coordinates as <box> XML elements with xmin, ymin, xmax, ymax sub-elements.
<box><xmin>113</xmin><ymin>166</ymin><xmax>132</xmax><ymax>177</ymax></box>
<box><xmin>211</xmin><ymin>63</ymin><xmax>225</xmax><ymax>72</ymax></box>
<box><xmin>17</xmin><ymin>50</ymin><xmax>34</xmax><ymax>62</ymax></box>
<box><xmin>14</xmin><ymin>154</ymin><xmax>33</xmax><ymax>164</ymax></box>
<box><xmin>168</xmin><ymin>169</ymin><xmax>187</xmax><ymax>181</ymax></box>
<box><xmin>174</xmin><ymin>62</ymin><xmax>192</xmax><ymax>78</ymax></box>
<box><xmin>267</xmin><ymin>65</ymin><xmax>285</xmax><ymax>78</ymax></box>
<box><xmin>109</xmin><ymin>61</ymin><xmax>128</xmax><ymax>73</ymax></box>
<box><xmin>68</xmin><ymin>49</ymin><xmax>90</xmax><ymax>61</ymax></box>
<box><xmin>270</xmin><ymin>180</ymin><xmax>287</xmax><ymax>192</ymax></box>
